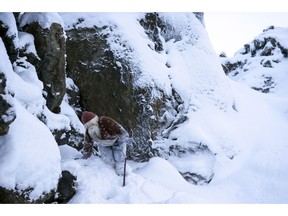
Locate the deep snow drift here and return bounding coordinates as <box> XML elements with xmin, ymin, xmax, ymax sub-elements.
<box><xmin>1</xmin><ymin>12</ymin><xmax>288</xmax><ymax>203</ymax></box>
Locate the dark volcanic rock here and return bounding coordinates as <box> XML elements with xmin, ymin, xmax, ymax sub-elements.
<box><xmin>54</xmin><ymin>170</ymin><xmax>76</xmax><ymax>204</ymax></box>
<box><xmin>139</xmin><ymin>13</ymin><xmax>166</xmax><ymax>52</ymax></box>
<box><xmin>20</xmin><ymin>14</ymin><xmax>66</xmax><ymax>113</ymax></box>
<box><xmin>0</xmin><ymin>13</ymin><xmax>19</xmax><ymax>64</ymax></box>
<box><xmin>0</xmin><ymin>94</ymin><xmax>16</xmax><ymax>136</ymax></box>
<box><xmin>52</xmin><ymin>127</ymin><xmax>84</xmax><ymax>150</ymax></box>
<box><xmin>0</xmin><ymin>185</ymin><xmax>55</xmax><ymax>204</ymax></box>
<box><xmin>0</xmin><ymin>69</ymin><xmax>16</xmax><ymax>136</ymax></box>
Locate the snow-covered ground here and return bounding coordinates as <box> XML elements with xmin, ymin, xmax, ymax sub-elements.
<box><xmin>59</xmin><ymin>79</ymin><xmax>288</xmax><ymax>204</ymax></box>
<box><xmin>1</xmin><ymin>12</ymin><xmax>288</xmax><ymax>206</ymax></box>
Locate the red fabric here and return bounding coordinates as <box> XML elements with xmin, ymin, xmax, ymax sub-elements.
<box><xmin>81</xmin><ymin>111</ymin><xmax>96</xmax><ymax>124</ymax></box>
<box><xmin>99</xmin><ymin>116</ymin><xmax>121</xmax><ymax>140</ymax></box>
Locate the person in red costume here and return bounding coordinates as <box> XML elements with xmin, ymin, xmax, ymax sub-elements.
<box><xmin>81</xmin><ymin>111</ymin><xmax>130</xmax><ymax>176</ymax></box>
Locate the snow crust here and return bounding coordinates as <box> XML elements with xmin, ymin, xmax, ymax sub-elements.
<box><xmin>0</xmin><ymin>12</ymin><xmax>19</xmax><ymax>48</ymax></box>
<box><xmin>19</xmin><ymin>12</ymin><xmax>64</xmax><ymax>29</ymax></box>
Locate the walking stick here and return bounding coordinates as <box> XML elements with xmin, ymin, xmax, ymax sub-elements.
<box><xmin>123</xmin><ymin>137</ymin><xmax>133</xmax><ymax>187</ymax></box>
<box><xmin>123</xmin><ymin>156</ymin><xmax>127</xmax><ymax>187</ymax></box>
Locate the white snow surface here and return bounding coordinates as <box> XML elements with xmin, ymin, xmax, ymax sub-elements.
<box><xmin>0</xmin><ymin>100</ymin><xmax>61</xmax><ymax>201</ymax></box>
<box><xmin>0</xmin><ymin>39</ymin><xmax>61</xmax><ymax>201</ymax></box>
<box><xmin>18</xmin><ymin>31</ymin><xmax>39</xmax><ymax>58</ymax></box>
<box><xmin>0</xmin><ymin>13</ymin><xmax>19</xmax><ymax>48</ymax></box>
<box><xmin>19</xmin><ymin>12</ymin><xmax>64</xmax><ymax>29</ymax></box>
<box><xmin>60</xmin><ymin>81</ymin><xmax>288</xmax><ymax>203</ymax></box>
<box><xmin>1</xmin><ymin>13</ymin><xmax>288</xmax><ymax>204</ymax></box>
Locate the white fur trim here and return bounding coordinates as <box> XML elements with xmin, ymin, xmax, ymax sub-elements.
<box><xmin>84</xmin><ymin>115</ymin><xmax>99</xmax><ymax>129</ymax></box>
<box><xmin>85</xmin><ymin>116</ymin><xmax>100</xmax><ymax>137</ymax></box>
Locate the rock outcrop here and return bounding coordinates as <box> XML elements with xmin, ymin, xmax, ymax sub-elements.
<box><xmin>61</xmin><ymin>12</ymin><xmax>226</xmax><ymax>184</ymax></box>
<box><xmin>222</xmin><ymin>26</ymin><xmax>288</xmax><ymax>95</ymax></box>
<box><xmin>45</xmin><ymin>170</ymin><xmax>76</xmax><ymax>204</ymax></box>
<box><xmin>0</xmin><ymin>13</ymin><xmax>17</xmax><ymax>135</ymax></box>
<box><xmin>0</xmin><ymin>12</ymin><xmax>68</xmax><ymax>204</ymax></box>
<box><xmin>0</xmin><ymin>72</ymin><xmax>16</xmax><ymax>136</ymax></box>
<box><xmin>19</xmin><ymin>13</ymin><xmax>66</xmax><ymax>113</ymax></box>
<box><xmin>17</xmin><ymin>13</ymin><xmax>84</xmax><ymax>149</ymax></box>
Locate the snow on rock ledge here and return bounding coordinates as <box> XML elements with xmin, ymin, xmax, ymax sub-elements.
<box><xmin>19</xmin><ymin>12</ymin><xmax>64</xmax><ymax>29</ymax></box>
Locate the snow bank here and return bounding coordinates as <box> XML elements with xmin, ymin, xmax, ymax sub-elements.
<box><xmin>18</xmin><ymin>31</ymin><xmax>39</xmax><ymax>58</ymax></box>
<box><xmin>60</xmin><ymin>154</ymin><xmax>184</xmax><ymax>203</ymax></box>
<box><xmin>0</xmin><ymin>13</ymin><xmax>18</xmax><ymax>37</ymax></box>
<box><xmin>135</xmin><ymin>157</ymin><xmax>192</xmax><ymax>192</ymax></box>
<box><xmin>0</xmin><ymin>13</ymin><xmax>19</xmax><ymax>48</ymax></box>
<box><xmin>0</xmin><ymin>100</ymin><xmax>61</xmax><ymax>201</ymax></box>
<box><xmin>19</xmin><ymin>12</ymin><xmax>64</xmax><ymax>29</ymax></box>
<box><xmin>0</xmin><ymin>36</ymin><xmax>61</xmax><ymax>201</ymax></box>
<box><xmin>0</xmin><ymin>28</ymin><xmax>44</xmax><ymax>116</ymax></box>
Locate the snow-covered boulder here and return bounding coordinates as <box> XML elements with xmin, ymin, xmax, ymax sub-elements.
<box><xmin>0</xmin><ymin>13</ymin><xmax>19</xmax><ymax>63</ymax></box>
<box><xmin>0</xmin><ymin>19</ymin><xmax>17</xmax><ymax>135</ymax></box>
<box><xmin>19</xmin><ymin>12</ymin><xmax>66</xmax><ymax>113</ymax></box>
<box><xmin>0</xmin><ymin>101</ymin><xmax>62</xmax><ymax>203</ymax></box>
<box><xmin>0</xmin><ymin>37</ymin><xmax>61</xmax><ymax>203</ymax></box>
<box><xmin>14</xmin><ymin>13</ymin><xmax>85</xmax><ymax>149</ymax></box>
<box><xmin>0</xmin><ymin>47</ymin><xmax>16</xmax><ymax>135</ymax></box>
<box><xmin>0</xmin><ymin>13</ymin><xmax>82</xmax><ymax>203</ymax></box>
